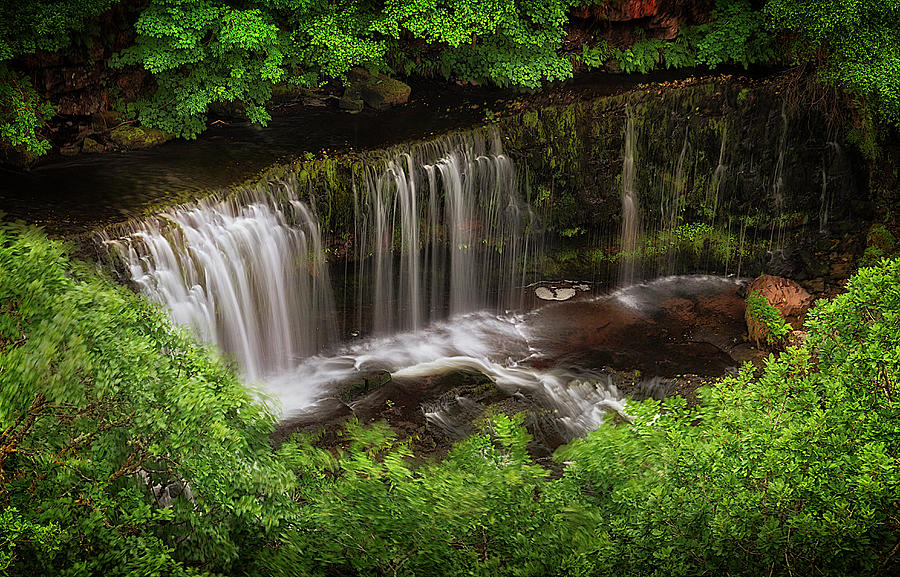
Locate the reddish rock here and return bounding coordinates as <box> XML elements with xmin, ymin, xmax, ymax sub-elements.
<box><xmin>572</xmin><ymin>0</ymin><xmax>711</xmax><ymax>42</ymax></box>
<box><xmin>745</xmin><ymin>275</ymin><xmax>814</xmax><ymax>349</ymax></box>
<box><xmin>747</xmin><ymin>275</ymin><xmax>814</xmax><ymax>328</ymax></box>
<box><xmin>577</xmin><ymin>0</ymin><xmax>662</xmax><ymax>21</ymax></box>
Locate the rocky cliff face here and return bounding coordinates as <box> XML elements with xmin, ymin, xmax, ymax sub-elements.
<box><xmin>179</xmin><ymin>75</ymin><xmax>865</xmax><ymax>292</ymax></box>
<box><xmin>572</xmin><ymin>0</ymin><xmax>712</xmax><ymax>41</ymax></box>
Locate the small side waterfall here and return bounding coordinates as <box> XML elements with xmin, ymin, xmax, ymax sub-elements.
<box><xmin>101</xmin><ymin>193</ymin><xmax>336</xmax><ymax>380</ymax></box>
<box><xmin>820</xmin><ymin>140</ymin><xmax>843</xmax><ymax>233</ymax></box>
<box><xmin>708</xmin><ymin>122</ymin><xmax>728</xmax><ymax>225</ymax></box>
<box><xmin>771</xmin><ymin>103</ymin><xmax>789</xmax><ymax>249</ymax></box>
<box><xmin>619</xmin><ymin>108</ymin><xmax>641</xmax><ymax>286</ymax></box>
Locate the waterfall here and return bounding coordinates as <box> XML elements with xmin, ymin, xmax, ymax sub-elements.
<box><xmin>353</xmin><ymin>131</ymin><xmax>536</xmax><ymax>335</ymax></box>
<box><xmin>709</xmin><ymin>122</ymin><xmax>728</xmax><ymax>225</ymax></box>
<box><xmin>619</xmin><ymin>107</ymin><xmax>641</xmax><ymax>286</ymax></box>
<box><xmin>102</xmin><ymin>129</ymin><xmax>538</xmax><ymax>379</ymax></box>
<box><xmin>101</xmin><ymin>192</ymin><xmax>336</xmax><ymax>381</ymax></box>
<box><xmin>820</xmin><ymin>141</ymin><xmax>842</xmax><ymax>233</ymax></box>
<box><xmin>771</xmin><ymin>102</ymin><xmax>788</xmax><ymax>250</ymax></box>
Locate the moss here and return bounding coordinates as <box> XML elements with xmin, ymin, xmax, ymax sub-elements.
<box><xmin>860</xmin><ymin>224</ymin><xmax>897</xmax><ymax>267</ymax></box>
<box><xmin>867</xmin><ymin>223</ymin><xmax>896</xmax><ymax>252</ymax></box>
<box><xmin>109</xmin><ymin>125</ymin><xmax>174</xmax><ymax>150</ymax></box>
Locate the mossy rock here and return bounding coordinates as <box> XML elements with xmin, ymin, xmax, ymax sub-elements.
<box><xmin>0</xmin><ymin>144</ymin><xmax>37</xmax><ymax>168</ymax></box>
<box><xmin>272</xmin><ymin>83</ymin><xmax>317</xmax><ymax>102</ymax></box>
<box><xmin>81</xmin><ymin>137</ymin><xmax>105</xmax><ymax>154</ymax></box>
<box><xmin>109</xmin><ymin>125</ymin><xmax>174</xmax><ymax>150</ymax></box>
<box><xmin>339</xmin><ymin>86</ymin><xmax>365</xmax><ymax>113</ymax></box>
<box><xmin>860</xmin><ymin>224</ymin><xmax>897</xmax><ymax>267</ymax></box>
<box><xmin>337</xmin><ymin>370</ymin><xmax>392</xmax><ymax>403</ymax></box>
<box><xmin>345</xmin><ymin>67</ymin><xmax>411</xmax><ymax>111</ymax></box>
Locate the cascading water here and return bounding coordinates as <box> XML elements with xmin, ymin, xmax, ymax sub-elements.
<box><xmin>353</xmin><ymin>131</ymin><xmax>536</xmax><ymax>335</ymax></box>
<box><xmin>820</xmin><ymin>140</ymin><xmax>844</xmax><ymax>234</ymax></box>
<box><xmin>619</xmin><ymin>107</ymin><xmax>641</xmax><ymax>286</ymax></box>
<box><xmin>708</xmin><ymin>122</ymin><xmax>728</xmax><ymax>226</ymax></box>
<box><xmin>101</xmin><ymin>192</ymin><xmax>336</xmax><ymax>381</ymax></box>
<box><xmin>104</xmin><ymin>129</ymin><xmax>538</xmax><ymax>380</ymax></box>
<box><xmin>771</xmin><ymin>103</ymin><xmax>789</xmax><ymax>250</ymax></box>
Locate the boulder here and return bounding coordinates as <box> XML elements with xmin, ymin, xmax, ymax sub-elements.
<box><xmin>109</xmin><ymin>125</ymin><xmax>174</xmax><ymax>150</ymax></box>
<box><xmin>747</xmin><ymin>275</ymin><xmax>814</xmax><ymax>326</ymax></box>
<box><xmin>343</xmin><ymin>68</ymin><xmax>411</xmax><ymax>111</ymax></box>
<box><xmin>81</xmin><ymin>137</ymin><xmax>105</xmax><ymax>154</ymax></box>
<box><xmin>745</xmin><ymin>275</ymin><xmax>814</xmax><ymax>347</ymax></box>
<box><xmin>338</xmin><ymin>370</ymin><xmax>392</xmax><ymax>404</ymax></box>
<box><xmin>339</xmin><ymin>86</ymin><xmax>365</xmax><ymax>113</ymax></box>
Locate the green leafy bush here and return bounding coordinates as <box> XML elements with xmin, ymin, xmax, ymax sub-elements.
<box><xmin>3</xmin><ymin>223</ymin><xmax>900</xmax><ymax>577</ymax></box>
<box><xmin>694</xmin><ymin>0</ymin><xmax>773</xmax><ymax>68</ymax></box>
<box><xmin>0</xmin><ymin>222</ymin><xmax>296</xmax><ymax>576</ymax></box>
<box><xmin>0</xmin><ymin>65</ymin><xmax>54</xmax><ymax>156</ymax></box>
<box><xmin>765</xmin><ymin>0</ymin><xmax>900</xmax><ymax>129</ymax></box>
<box><xmin>558</xmin><ymin>259</ymin><xmax>900</xmax><ymax>576</ymax></box>
<box><xmin>618</xmin><ymin>37</ymin><xmax>666</xmax><ymax>74</ymax></box>
<box><xmin>746</xmin><ymin>288</ymin><xmax>792</xmax><ymax>346</ymax></box>
<box><xmin>860</xmin><ymin>223</ymin><xmax>897</xmax><ymax>267</ymax></box>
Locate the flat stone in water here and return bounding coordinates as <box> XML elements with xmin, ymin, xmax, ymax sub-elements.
<box><xmin>535</xmin><ymin>286</ymin><xmax>577</xmax><ymax>301</ymax></box>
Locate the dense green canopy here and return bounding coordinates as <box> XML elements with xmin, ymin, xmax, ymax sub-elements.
<box><xmin>2</xmin><ymin>0</ymin><xmax>900</xmax><ymax>154</ymax></box>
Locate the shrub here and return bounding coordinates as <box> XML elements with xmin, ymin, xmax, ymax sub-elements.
<box><xmin>746</xmin><ymin>288</ymin><xmax>792</xmax><ymax>346</ymax></box>
<box><xmin>0</xmin><ymin>222</ymin><xmax>296</xmax><ymax>576</ymax></box>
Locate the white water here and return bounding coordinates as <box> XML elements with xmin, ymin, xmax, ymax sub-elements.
<box><xmin>99</xmin><ymin>123</ymin><xmax>762</xmax><ymax>439</ymax></box>
<box><xmin>354</xmin><ymin>131</ymin><xmax>535</xmax><ymax>335</ymax></box>
<box><xmin>619</xmin><ymin>107</ymin><xmax>641</xmax><ymax>286</ymax></box>
<box><xmin>102</xmin><ymin>195</ymin><xmax>336</xmax><ymax>381</ymax></box>
<box><xmin>265</xmin><ymin>310</ymin><xmax>627</xmax><ymax>435</ymax></box>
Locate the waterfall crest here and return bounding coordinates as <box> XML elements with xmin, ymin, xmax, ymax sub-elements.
<box><xmin>101</xmin><ymin>192</ymin><xmax>336</xmax><ymax>381</ymax></box>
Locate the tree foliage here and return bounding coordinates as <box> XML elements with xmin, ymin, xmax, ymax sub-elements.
<box><xmin>0</xmin><ymin>65</ymin><xmax>54</xmax><ymax>155</ymax></box>
<box><xmin>765</xmin><ymin>0</ymin><xmax>900</xmax><ymax>127</ymax></box>
<box><xmin>0</xmin><ymin>0</ymin><xmax>116</xmax><ymax>155</ymax></box>
<box><xmin>112</xmin><ymin>1</ymin><xmax>286</xmax><ymax>137</ymax></box>
<box><xmin>0</xmin><ymin>222</ymin><xmax>296</xmax><ymax>576</ymax></box>
<box><xmin>4</xmin><ymin>0</ymin><xmax>900</xmax><ymax>150</ymax></box>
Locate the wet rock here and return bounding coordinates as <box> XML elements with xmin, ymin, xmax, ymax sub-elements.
<box><xmin>804</xmin><ymin>277</ymin><xmax>826</xmax><ymax>293</ymax></box>
<box><xmin>535</xmin><ymin>286</ymin><xmax>576</xmax><ymax>301</ymax></box>
<box><xmin>572</xmin><ymin>0</ymin><xmax>709</xmax><ymax>41</ymax></box>
<box><xmin>337</xmin><ymin>370</ymin><xmax>392</xmax><ymax>404</ymax></box>
<box><xmin>60</xmin><ymin>143</ymin><xmax>80</xmax><ymax>156</ymax></box>
<box><xmin>1</xmin><ymin>146</ymin><xmax>35</xmax><ymax>168</ymax></box>
<box><xmin>81</xmin><ymin>137</ymin><xmax>105</xmax><ymax>154</ymax></box>
<box><xmin>109</xmin><ymin>125</ymin><xmax>174</xmax><ymax>150</ymax></box>
<box><xmin>532</xmin><ymin>281</ymin><xmax>591</xmax><ymax>302</ymax></box>
<box><xmin>339</xmin><ymin>87</ymin><xmax>364</xmax><ymax>113</ymax></box>
<box><xmin>345</xmin><ymin>68</ymin><xmax>411</xmax><ymax>111</ymax></box>
<box><xmin>91</xmin><ymin>110</ymin><xmax>125</xmax><ymax>132</ymax></box>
